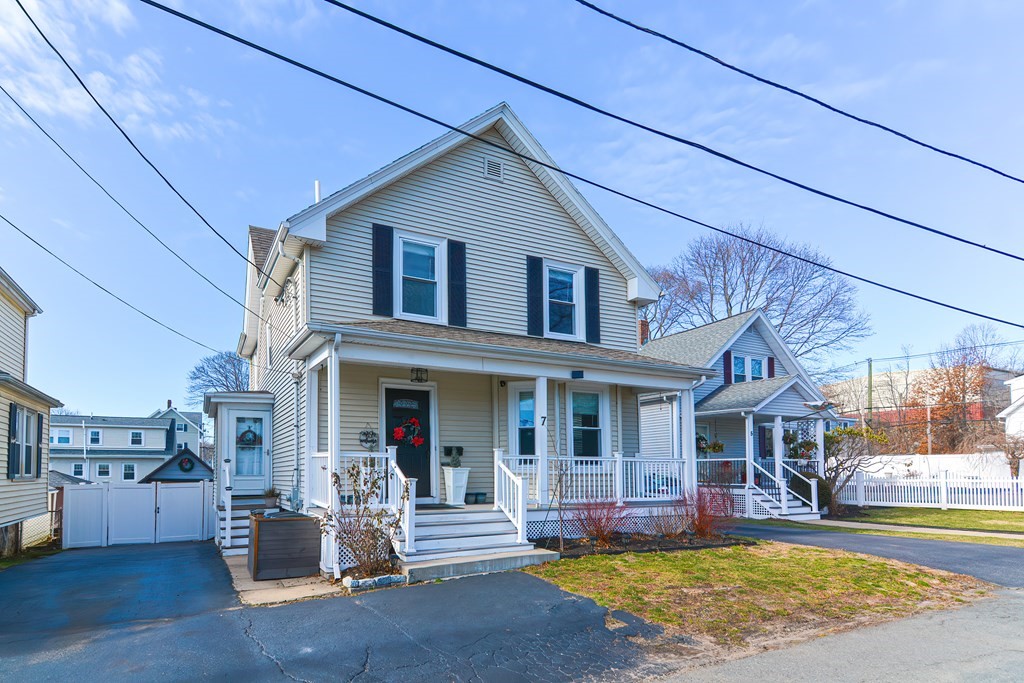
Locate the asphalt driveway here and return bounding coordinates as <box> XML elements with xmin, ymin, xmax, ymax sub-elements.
<box><xmin>733</xmin><ymin>523</ymin><xmax>1024</xmax><ymax>586</ymax></box>
<box><xmin>0</xmin><ymin>542</ymin><xmax>665</xmax><ymax>681</ymax></box>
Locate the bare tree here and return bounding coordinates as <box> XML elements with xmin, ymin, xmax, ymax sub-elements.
<box><xmin>186</xmin><ymin>351</ymin><xmax>249</xmax><ymax>406</ymax></box>
<box><xmin>50</xmin><ymin>407</ymin><xmax>80</xmax><ymax>416</ymax></box>
<box><xmin>641</xmin><ymin>224</ymin><xmax>871</xmax><ymax>368</ymax></box>
<box><xmin>1000</xmin><ymin>434</ymin><xmax>1024</xmax><ymax>479</ymax></box>
<box><xmin>824</xmin><ymin>426</ymin><xmax>889</xmax><ymax>514</ymax></box>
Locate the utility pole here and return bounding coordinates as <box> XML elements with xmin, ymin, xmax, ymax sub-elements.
<box><xmin>926</xmin><ymin>404</ymin><xmax>933</xmax><ymax>455</ymax></box>
<box><xmin>866</xmin><ymin>358</ymin><xmax>874</xmax><ymax>426</ymax></box>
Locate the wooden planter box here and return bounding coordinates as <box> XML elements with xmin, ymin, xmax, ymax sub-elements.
<box><xmin>247</xmin><ymin>511</ymin><xmax>320</xmax><ymax>581</ymax></box>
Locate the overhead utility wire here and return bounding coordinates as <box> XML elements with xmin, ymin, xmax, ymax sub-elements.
<box><xmin>824</xmin><ymin>337</ymin><xmax>1024</xmax><ymax>375</ymax></box>
<box><xmin>320</xmin><ymin>0</ymin><xmax>1024</xmax><ymax>264</ymax></box>
<box><xmin>13</xmin><ymin>0</ymin><xmax>285</xmax><ymax>290</ymax></box>
<box><xmin>1</xmin><ymin>212</ymin><xmax>218</xmax><ymax>353</ymax></box>
<box><xmin>134</xmin><ymin>0</ymin><xmax>1024</xmax><ymax>332</ymax></box>
<box><xmin>573</xmin><ymin>0</ymin><xmax>1024</xmax><ymax>188</ymax></box>
<box><xmin>0</xmin><ymin>81</ymin><xmax>283</xmax><ymax>335</ymax></box>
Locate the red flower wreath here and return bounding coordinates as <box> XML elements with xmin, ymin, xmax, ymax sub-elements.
<box><xmin>393</xmin><ymin>417</ymin><xmax>425</xmax><ymax>447</ymax></box>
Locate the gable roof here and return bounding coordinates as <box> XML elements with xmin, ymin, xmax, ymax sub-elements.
<box><xmin>249</xmin><ymin>226</ymin><xmax>276</xmax><ymax>273</ymax></box>
<box><xmin>640</xmin><ymin>310</ymin><xmax>758</xmax><ymax>368</ymax></box>
<box><xmin>0</xmin><ymin>265</ymin><xmax>42</xmax><ymax>316</ymax></box>
<box><xmin>997</xmin><ymin>396</ymin><xmax>1024</xmax><ymax>420</ymax></box>
<box><xmin>149</xmin><ymin>406</ymin><xmax>203</xmax><ymax>430</ymax></box>
<box><xmin>139</xmin><ymin>447</ymin><xmax>214</xmax><ymax>483</ymax></box>
<box><xmin>280</xmin><ymin>102</ymin><xmax>660</xmax><ymax>304</ymax></box>
<box><xmin>695</xmin><ymin>376</ymin><xmax>831</xmax><ymax>417</ymax></box>
<box><xmin>49</xmin><ymin>470</ymin><xmax>91</xmax><ymax>487</ymax></box>
<box><xmin>51</xmin><ymin>415</ymin><xmax>172</xmax><ymax>429</ymax></box>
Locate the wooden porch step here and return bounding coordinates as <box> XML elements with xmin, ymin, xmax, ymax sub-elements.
<box><xmin>398</xmin><ymin>541</ymin><xmax>536</xmax><ymax>564</ymax></box>
<box><xmin>400</xmin><ymin>548</ymin><xmax>558</xmax><ymax>583</ymax></box>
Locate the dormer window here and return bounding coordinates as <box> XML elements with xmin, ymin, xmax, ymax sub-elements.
<box><xmin>544</xmin><ymin>262</ymin><xmax>585</xmax><ymax>341</ymax></box>
<box><xmin>395</xmin><ymin>231</ymin><xmax>447</xmax><ymax>324</ymax></box>
<box><xmin>733</xmin><ymin>355</ymin><xmax>767</xmax><ymax>383</ymax></box>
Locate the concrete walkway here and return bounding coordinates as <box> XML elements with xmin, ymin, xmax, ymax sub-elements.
<box><xmin>805</xmin><ymin>518</ymin><xmax>1024</xmax><ymax>540</ymax></box>
<box><xmin>670</xmin><ymin>590</ymin><xmax>1024</xmax><ymax>682</ymax></box>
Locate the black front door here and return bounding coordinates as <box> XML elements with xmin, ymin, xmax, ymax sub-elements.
<box><xmin>384</xmin><ymin>387</ymin><xmax>432</xmax><ymax>497</ymax></box>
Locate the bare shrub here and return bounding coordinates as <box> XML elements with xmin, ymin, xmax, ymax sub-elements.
<box><xmin>647</xmin><ymin>498</ymin><xmax>691</xmax><ymax>539</ymax></box>
<box><xmin>572</xmin><ymin>499</ymin><xmax>628</xmax><ymax>548</ymax></box>
<box><xmin>685</xmin><ymin>486</ymin><xmax>736</xmax><ymax>539</ymax></box>
<box><xmin>319</xmin><ymin>462</ymin><xmax>408</xmax><ymax>578</ymax></box>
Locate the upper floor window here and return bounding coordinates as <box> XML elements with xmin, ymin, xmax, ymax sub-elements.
<box><xmin>50</xmin><ymin>428</ymin><xmax>71</xmax><ymax>445</ymax></box>
<box><xmin>176</xmin><ymin>423</ymin><xmax>187</xmax><ymax>432</ymax></box>
<box><xmin>544</xmin><ymin>262</ymin><xmax>585</xmax><ymax>341</ymax></box>
<box><xmin>130</xmin><ymin>431</ymin><xmax>144</xmax><ymax>446</ymax></box>
<box><xmin>72</xmin><ymin>462</ymin><xmax>84</xmax><ymax>477</ymax></box>
<box><xmin>88</xmin><ymin>429</ymin><xmax>102</xmax><ymax>446</ymax></box>
<box><xmin>733</xmin><ymin>355</ymin><xmax>767</xmax><ymax>383</ymax></box>
<box><xmin>395</xmin><ymin>231</ymin><xmax>446</xmax><ymax>323</ymax></box>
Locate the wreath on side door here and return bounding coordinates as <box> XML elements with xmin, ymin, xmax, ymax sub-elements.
<box><xmin>392</xmin><ymin>417</ymin><xmax>425</xmax><ymax>448</ymax></box>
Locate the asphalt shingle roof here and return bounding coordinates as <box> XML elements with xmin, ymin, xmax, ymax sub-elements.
<box><xmin>249</xmin><ymin>226</ymin><xmax>276</xmax><ymax>271</ymax></box>
<box><xmin>51</xmin><ymin>415</ymin><xmax>172</xmax><ymax>428</ymax></box>
<box><xmin>48</xmin><ymin>470</ymin><xmax>91</xmax><ymax>487</ymax></box>
<box><xmin>695</xmin><ymin>376</ymin><xmax>795</xmax><ymax>413</ymax></box>
<box><xmin>639</xmin><ymin>310</ymin><xmax>759</xmax><ymax>368</ymax></box>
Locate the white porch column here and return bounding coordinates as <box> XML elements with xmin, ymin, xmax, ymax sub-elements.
<box><xmin>814</xmin><ymin>418</ymin><xmax>826</xmax><ymax>475</ymax></box>
<box><xmin>744</xmin><ymin>413</ymin><xmax>755</xmax><ymax>489</ymax></box>
<box><xmin>535</xmin><ymin>376</ymin><xmax>549</xmax><ymax>506</ymax></box>
<box><xmin>326</xmin><ymin>335</ymin><xmax>341</xmax><ymax>577</ymax></box>
<box><xmin>679</xmin><ymin>389</ymin><xmax>698</xmax><ymax>490</ymax></box>
<box><xmin>302</xmin><ymin>365</ymin><xmax>320</xmax><ymax>512</ymax></box>
<box><xmin>773</xmin><ymin>415</ymin><xmax>784</xmax><ymax>483</ymax></box>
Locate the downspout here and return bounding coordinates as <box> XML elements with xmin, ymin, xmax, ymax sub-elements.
<box><xmin>290</xmin><ymin>361</ymin><xmax>303</xmax><ymax>511</ymax></box>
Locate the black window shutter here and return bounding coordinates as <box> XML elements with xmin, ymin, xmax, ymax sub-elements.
<box><xmin>36</xmin><ymin>413</ymin><xmax>44</xmax><ymax>479</ymax></box>
<box><xmin>767</xmin><ymin>357</ymin><xmax>776</xmax><ymax>379</ymax></box>
<box><xmin>526</xmin><ymin>256</ymin><xmax>544</xmax><ymax>337</ymax></box>
<box><xmin>7</xmin><ymin>402</ymin><xmax>19</xmax><ymax>479</ymax></box>
<box><xmin>758</xmin><ymin>426</ymin><xmax>767</xmax><ymax>459</ymax></box>
<box><xmin>372</xmin><ymin>224</ymin><xmax>394</xmax><ymax>317</ymax></box>
<box><xmin>448</xmin><ymin>240</ymin><xmax>467</xmax><ymax>327</ymax></box>
<box><xmin>723</xmin><ymin>350</ymin><xmax>733</xmax><ymax>385</ymax></box>
<box><xmin>584</xmin><ymin>267</ymin><xmax>601</xmax><ymax>344</ymax></box>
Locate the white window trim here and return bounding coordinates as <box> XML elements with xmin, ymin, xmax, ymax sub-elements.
<box><xmin>177</xmin><ymin>442</ymin><xmax>186</xmax><ymax>452</ymax></box>
<box><xmin>88</xmin><ymin>428</ymin><xmax>103</xmax><ymax>446</ymax></box>
<box><xmin>72</xmin><ymin>462</ymin><xmax>84</xmax><ymax>477</ymax></box>
<box><xmin>96</xmin><ymin>463</ymin><xmax>112</xmax><ymax>478</ymax></box>
<box><xmin>51</xmin><ymin>428</ymin><xmax>72</xmax><ymax>445</ymax></box>
<box><xmin>733</xmin><ymin>355</ymin><xmax>768</xmax><ymax>383</ymax></box>
<box><xmin>176</xmin><ymin>423</ymin><xmax>187</xmax><ymax>432</ymax></box>
<box><xmin>565</xmin><ymin>384</ymin><xmax>612</xmax><ymax>468</ymax></box>
<box><xmin>121</xmin><ymin>462</ymin><xmax>136</xmax><ymax>481</ymax></box>
<box><xmin>130</xmin><ymin>430</ymin><xmax>145</xmax><ymax>447</ymax></box>
<box><xmin>393</xmin><ymin>230</ymin><xmax>448</xmax><ymax>325</ymax></box>
<box><xmin>507</xmin><ymin>381</ymin><xmax>539</xmax><ymax>469</ymax></box>
<box><xmin>543</xmin><ymin>260</ymin><xmax>586</xmax><ymax>342</ymax></box>
<box><xmin>11</xmin><ymin>408</ymin><xmax>36</xmax><ymax>479</ymax></box>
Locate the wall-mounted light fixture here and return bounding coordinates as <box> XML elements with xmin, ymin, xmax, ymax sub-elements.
<box><xmin>571</xmin><ymin>370</ymin><xmax>585</xmax><ymax>379</ymax></box>
<box><xmin>411</xmin><ymin>368</ymin><xmax>429</xmax><ymax>383</ymax></box>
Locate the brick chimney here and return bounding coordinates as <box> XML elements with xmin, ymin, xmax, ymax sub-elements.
<box><xmin>167</xmin><ymin>399</ymin><xmax>172</xmax><ymax>409</ymax></box>
<box><xmin>638</xmin><ymin>319</ymin><xmax>650</xmax><ymax>346</ymax></box>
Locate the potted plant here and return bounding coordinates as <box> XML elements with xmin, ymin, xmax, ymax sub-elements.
<box><xmin>262</xmin><ymin>487</ymin><xmax>279</xmax><ymax>508</ymax></box>
<box><xmin>442</xmin><ymin>447</ymin><xmax>469</xmax><ymax>507</ymax></box>
<box><xmin>696</xmin><ymin>433</ymin><xmax>709</xmax><ymax>454</ymax></box>
<box><xmin>706</xmin><ymin>440</ymin><xmax>725</xmax><ymax>454</ymax></box>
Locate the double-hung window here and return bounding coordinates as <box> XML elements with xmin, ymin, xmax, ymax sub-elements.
<box><xmin>508</xmin><ymin>384</ymin><xmax>538</xmax><ymax>468</ymax></box>
<box><xmin>97</xmin><ymin>463</ymin><xmax>111</xmax><ymax>478</ymax></box>
<box><xmin>8</xmin><ymin>405</ymin><xmax>36</xmax><ymax>479</ymax></box>
<box><xmin>544</xmin><ymin>262</ymin><xmax>584</xmax><ymax>340</ymax></box>
<box><xmin>395</xmin><ymin>232</ymin><xmax>446</xmax><ymax>323</ymax></box>
<box><xmin>130</xmin><ymin>431</ymin><xmax>144</xmax><ymax>446</ymax></box>
<box><xmin>122</xmin><ymin>463</ymin><xmax>136</xmax><ymax>481</ymax></box>
<box><xmin>72</xmin><ymin>463</ymin><xmax>84</xmax><ymax>477</ymax></box>
<box><xmin>88</xmin><ymin>429</ymin><xmax>102</xmax><ymax>446</ymax></box>
<box><xmin>567</xmin><ymin>388</ymin><xmax>608</xmax><ymax>466</ymax></box>
<box><xmin>177</xmin><ymin>423</ymin><xmax>188</xmax><ymax>432</ymax></box>
<box><xmin>733</xmin><ymin>355</ymin><xmax>767</xmax><ymax>383</ymax></box>
<box><xmin>50</xmin><ymin>428</ymin><xmax>71</xmax><ymax>445</ymax></box>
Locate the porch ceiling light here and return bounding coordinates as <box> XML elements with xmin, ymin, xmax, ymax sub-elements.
<box><xmin>411</xmin><ymin>367</ymin><xmax>429</xmax><ymax>383</ymax></box>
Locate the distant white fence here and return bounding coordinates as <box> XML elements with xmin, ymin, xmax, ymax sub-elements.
<box><xmin>837</xmin><ymin>472</ymin><xmax>1024</xmax><ymax>511</ymax></box>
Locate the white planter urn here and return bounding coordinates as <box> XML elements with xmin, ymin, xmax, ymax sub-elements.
<box><xmin>443</xmin><ymin>466</ymin><xmax>470</xmax><ymax>507</ymax></box>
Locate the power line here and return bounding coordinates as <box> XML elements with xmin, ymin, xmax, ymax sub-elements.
<box><xmin>0</xmin><ymin>81</ymin><xmax>284</xmax><ymax>336</ymax></box>
<box><xmin>573</xmin><ymin>0</ymin><xmax>1024</xmax><ymax>188</ymax></box>
<box><xmin>320</xmin><ymin>0</ymin><xmax>1024</xmax><ymax>264</ymax></box>
<box><xmin>825</xmin><ymin>337</ymin><xmax>1024</xmax><ymax>375</ymax></box>
<box><xmin>133</xmin><ymin>0</ymin><xmax>1024</xmax><ymax>332</ymax></box>
<box><xmin>12</xmin><ymin>0</ymin><xmax>284</xmax><ymax>289</ymax></box>
<box><xmin>1</xmin><ymin>211</ymin><xmax>218</xmax><ymax>353</ymax></box>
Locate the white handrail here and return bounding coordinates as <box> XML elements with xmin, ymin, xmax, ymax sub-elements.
<box><xmin>494</xmin><ymin>452</ymin><xmax>527</xmax><ymax>543</ymax></box>
<box><xmin>780</xmin><ymin>461</ymin><xmax>818</xmax><ymax>512</ymax></box>
<box><xmin>750</xmin><ymin>459</ymin><xmax>788</xmax><ymax>516</ymax></box>
<box><xmin>220</xmin><ymin>457</ymin><xmax>232</xmax><ymax>548</ymax></box>
<box><xmin>388</xmin><ymin>458</ymin><xmax>416</xmax><ymax>553</ymax></box>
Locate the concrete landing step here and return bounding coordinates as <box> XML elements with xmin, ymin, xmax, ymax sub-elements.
<box><xmin>400</xmin><ymin>548</ymin><xmax>559</xmax><ymax>583</ymax></box>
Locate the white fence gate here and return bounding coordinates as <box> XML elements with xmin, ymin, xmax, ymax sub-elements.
<box><xmin>63</xmin><ymin>481</ymin><xmax>214</xmax><ymax>549</ymax></box>
<box><xmin>838</xmin><ymin>471</ymin><xmax>1024</xmax><ymax>512</ymax></box>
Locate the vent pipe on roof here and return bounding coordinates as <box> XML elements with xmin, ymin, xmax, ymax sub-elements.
<box><xmin>167</xmin><ymin>399</ymin><xmax>172</xmax><ymax>409</ymax></box>
<box><xmin>314</xmin><ymin>179</ymin><xmax>321</xmax><ymax>203</ymax></box>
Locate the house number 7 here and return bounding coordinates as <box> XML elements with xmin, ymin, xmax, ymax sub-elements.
<box><xmin>540</xmin><ymin>417</ymin><xmax>546</xmax><ymax>426</ymax></box>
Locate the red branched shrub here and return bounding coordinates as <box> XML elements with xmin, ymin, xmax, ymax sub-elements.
<box><xmin>571</xmin><ymin>499</ymin><xmax>628</xmax><ymax>547</ymax></box>
<box><xmin>683</xmin><ymin>485</ymin><xmax>736</xmax><ymax>539</ymax></box>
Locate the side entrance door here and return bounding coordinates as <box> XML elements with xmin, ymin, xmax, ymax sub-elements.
<box><xmin>228</xmin><ymin>410</ymin><xmax>271</xmax><ymax>495</ymax></box>
<box><xmin>383</xmin><ymin>386</ymin><xmax>436</xmax><ymax>502</ymax></box>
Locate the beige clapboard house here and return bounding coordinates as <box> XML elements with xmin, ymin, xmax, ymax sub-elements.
<box><xmin>214</xmin><ymin>103</ymin><xmax>714</xmax><ymax>573</ymax></box>
<box><xmin>0</xmin><ymin>266</ymin><xmax>61</xmax><ymax>555</ymax></box>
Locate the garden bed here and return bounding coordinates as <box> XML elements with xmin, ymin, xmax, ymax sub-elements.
<box><xmin>533</xmin><ymin>532</ymin><xmax>747</xmax><ymax>558</ymax></box>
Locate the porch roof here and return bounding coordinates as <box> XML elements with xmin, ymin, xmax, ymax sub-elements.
<box><xmin>288</xmin><ymin>319</ymin><xmax>715</xmax><ymax>386</ymax></box>
<box><xmin>695</xmin><ymin>376</ymin><xmax>835</xmax><ymax>419</ymax></box>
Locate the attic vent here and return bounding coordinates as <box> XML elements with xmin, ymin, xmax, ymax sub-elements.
<box><xmin>482</xmin><ymin>156</ymin><xmax>504</xmax><ymax>181</ymax></box>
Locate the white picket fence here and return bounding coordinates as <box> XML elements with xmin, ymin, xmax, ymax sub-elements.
<box><xmin>838</xmin><ymin>472</ymin><xmax>1024</xmax><ymax>511</ymax></box>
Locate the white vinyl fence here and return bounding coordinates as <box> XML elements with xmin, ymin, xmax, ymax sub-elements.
<box><xmin>837</xmin><ymin>472</ymin><xmax>1024</xmax><ymax>511</ymax></box>
<box><xmin>63</xmin><ymin>481</ymin><xmax>214</xmax><ymax>549</ymax></box>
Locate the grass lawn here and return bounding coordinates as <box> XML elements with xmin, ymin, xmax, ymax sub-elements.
<box><xmin>854</xmin><ymin>507</ymin><xmax>1024</xmax><ymax>534</ymax></box>
<box><xmin>743</xmin><ymin>519</ymin><xmax>1024</xmax><ymax>549</ymax></box>
<box><xmin>525</xmin><ymin>542</ymin><xmax>985</xmax><ymax>646</ymax></box>
<box><xmin>0</xmin><ymin>543</ymin><xmax>61</xmax><ymax>571</ymax></box>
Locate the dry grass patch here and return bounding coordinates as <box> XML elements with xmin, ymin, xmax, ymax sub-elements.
<box><xmin>856</xmin><ymin>507</ymin><xmax>1024</xmax><ymax>534</ymax></box>
<box><xmin>526</xmin><ymin>541</ymin><xmax>986</xmax><ymax>647</ymax></box>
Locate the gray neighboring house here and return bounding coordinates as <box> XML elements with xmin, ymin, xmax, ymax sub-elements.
<box><xmin>49</xmin><ymin>415</ymin><xmax>178</xmax><ymax>483</ymax></box>
<box><xmin>149</xmin><ymin>401</ymin><xmax>206</xmax><ymax>455</ymax></box>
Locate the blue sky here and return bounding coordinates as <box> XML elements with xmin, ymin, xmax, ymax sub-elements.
<box><xmin>2</xmin><ymin>0</ymin><xmax>1023</xmax><ymax>414</ymax></box>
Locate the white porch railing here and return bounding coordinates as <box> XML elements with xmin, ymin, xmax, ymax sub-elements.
<box><xmin>780</xmin><ymin>461</ymin><xmax>818</xmax><ymax>512</ymax></box>
<box><xmin>751</xmin><ymin>459</ymin><xmax>789</xmax><ymax>516</ymax></box>
<box><xmin>220</xmin><ymin>456</ymin><xmax>232</xmax><ymax>548</ymax></box>
<box><xmin>309</xmin><ymin>452</ymin><xmax>330</xmax><ymax>508</ymax></box>
<box><xmin>696</xmin><ymin>458</ymin><xmax>746</xmax><ymax>486</ymax></box>
<box><xmin>494</xmin><ymin>452</ymin><xmax>527</xmax><ymax>544</ymax></box>
<box><xmin>334</xmin><ymin>452</ymin><xmax>392</xmax><ymax>507</ymax></box>
<box><xmin>622</xmin><ymin>456</ymin><xmax>686</xmax><ymax>501</ymax></box>
<box><xmin>838</xmin><ymin>472</ymin><xmax>1024</xmax><ymax>511</ymax></box>
<box><xmin>387</xmin><ymin>452</ymin><xmax>416</xmax><ymax>554</ymax></box>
